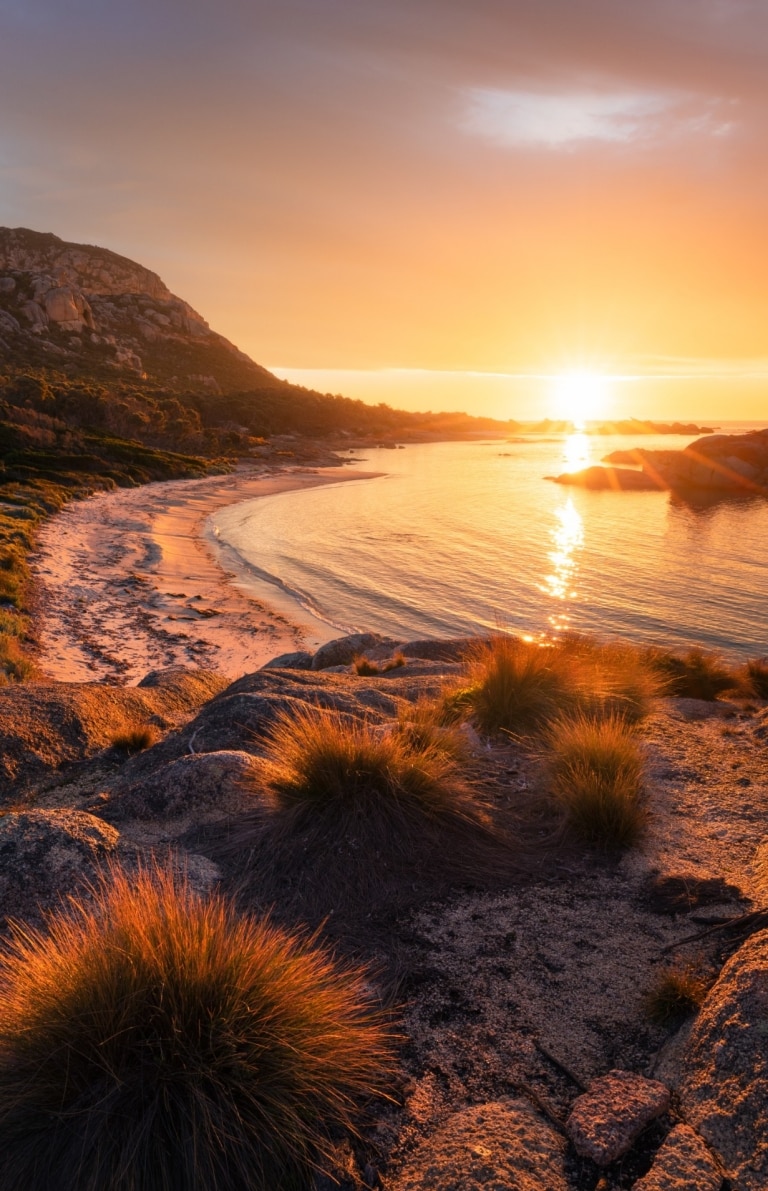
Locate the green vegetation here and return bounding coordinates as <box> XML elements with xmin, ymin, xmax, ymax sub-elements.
<box><xmin>0</xmin><ymin>867</ymin><xmax>394</xmax><ymax>1191</ymax></box>
<box><xmin>644</xmin><ymin>962</ymin><xmax>713</xmax><ymax>1026</ymax></box>
<box><xmin>545</xmin><ymin>712</ymin><xmax>648</xmax><ymax>850</ymax></box>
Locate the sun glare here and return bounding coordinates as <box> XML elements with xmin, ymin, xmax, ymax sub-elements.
<box><xmin>551</xmin><ymin>370</ymin><xmax>610</xmax><ymax>427</ymax></box>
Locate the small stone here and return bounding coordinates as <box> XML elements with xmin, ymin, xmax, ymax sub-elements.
<box><xmin>566</xmin><ymin>1069</ymin><xmax>670</xmax><ymax>1166</ymax></box>
<box><xmin>633</xmin><ymin>1124</ymin><xmax>721</xmax><ymax>1190</ymax></box>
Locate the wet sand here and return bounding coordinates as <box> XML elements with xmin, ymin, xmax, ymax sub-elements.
<box><xmin>32</xmin><ymin>464</ymin><xmax>378</xmax><ymax>684</ymax></box>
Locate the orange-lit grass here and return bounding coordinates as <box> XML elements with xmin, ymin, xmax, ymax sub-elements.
<box><xmin>0</xmin><ymin>867</ymin><xmax>394</xmax><ymax>1191</ymax></box>
<box><xmin>744</xmin><ymin>656</ymin><xmax>768</xmax><ymax>699</ymax></box>
<box><xmin>642</xmin><ymin>645</ymin><xmax>737</xmax><ymax>701</ymax></box>
<box><xmin>447</xmin><ymin>635</ymin><xmax>661</xmax><ymax>736</ymax></box>
<box><xmin>109</xmin><ymin>724</ymin><xmax>160</xmax><ymax>754</ymax></box>
<box><xmin>545</xmin><ymin>713</ymin><xmax>647</xmax><ymax>850</ymax></box>
<box><xmin>264</xmin><ymin>705</ymin><xmax>484</xmax><ymax>835</ymax></box>
<box><xmin>395</xmin><ymin>697</ymin><xmax>469</xmax><ymax>761</ymax></box>
<box><xmin>644</xmin><ymin>962</ymin><xmax>713</xmax><ymax>1027</ymax></box>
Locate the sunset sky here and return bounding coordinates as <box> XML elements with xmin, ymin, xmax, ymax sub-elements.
<box><xmin>2</xmin><ymin>1</ymin><xmax>768</xmax><ymax>419</ymax></box>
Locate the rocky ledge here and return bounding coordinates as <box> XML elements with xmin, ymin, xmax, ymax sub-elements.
<box><xmin>1</xmin><ymin>630</ymin><xmax>767</xmax><ymax>1188</ymax></box>
<box><xmin>551</xmin><ymin>427</ymin><xmax>768</xmax><ymax>498</ymax></box>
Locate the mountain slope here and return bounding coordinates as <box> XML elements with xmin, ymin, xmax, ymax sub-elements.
<box><xmin>0</xmin><ymin>228</ymin><xmax>278</xmax><ymax>393</ymax></box>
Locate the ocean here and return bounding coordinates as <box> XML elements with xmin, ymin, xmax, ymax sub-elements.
<box><xmin>208</xmin><ymin>424</ymin><xmax>768</xmax><ymax>659</ymax></box>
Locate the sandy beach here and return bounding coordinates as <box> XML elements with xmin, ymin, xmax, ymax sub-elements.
<box><xmin>31</xmin><ymin>464</ymin><xmax>378</xmax><ymax>685</ymax></box>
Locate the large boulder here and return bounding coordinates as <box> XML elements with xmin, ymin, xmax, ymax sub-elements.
<box><xmin>311</xmin><ymin>632</ymin><xmax>397</xmax><ymax>670</ymax></box>
<box><xmin>0</xmin><ymin>669</ymin><xmax>227</xmax><ymax>800</ymax></box>
<box><xmin>389</xmin><ymin>1099</ymin><xmax>567</xmax><ymax>1191</ymax></box>
<box><xmin>103</xmin><ymin>750</ymin><xmax>258</xmax><ymax>827</ymax></box>
<box><xmin>0</xmin><ymin>810</ymin><xmax>118</xmax><ymax>925</ymax></box>
<box><xmin>678</xmin><ymin>928</ymin><xmax>768</xmax><ymax>1190</ymax></box>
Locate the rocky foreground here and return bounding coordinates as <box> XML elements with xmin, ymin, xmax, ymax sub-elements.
<box><xmin>552</xmin><ymin>427</ymin><xmax>768</xmax><ymax>498</ymax></box>
<box><xmin>1</xmin><ymin>631</ymin><xmax>767</xmax><ymax>1189</ymax></box>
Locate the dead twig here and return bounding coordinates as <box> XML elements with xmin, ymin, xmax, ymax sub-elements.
<box><xmin>662</xmin><ymin>908</ymin><xmax>768</xmax><ymax>955</ymax></box>
<box><xmin>534</xmin><ymin>1039</ymin><xmax>588</xmax><ymax>1092</ymax></box>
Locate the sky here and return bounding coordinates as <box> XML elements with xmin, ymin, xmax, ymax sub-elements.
<box><xmin>2</xmin><ymin>0</ymin><xmax>768</xmax><ymax>420</ymax></box>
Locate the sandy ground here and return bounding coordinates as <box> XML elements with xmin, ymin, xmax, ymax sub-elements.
<box><xmin>31</xmin><ymin>464</ymin><xmax>378</xmax><ymax>684</ymax></box>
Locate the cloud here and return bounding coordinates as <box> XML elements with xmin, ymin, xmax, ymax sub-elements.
<box><xmin>462</xmin><ymin>87</ymin><xmax>737</xmax><ymax>149</ymax></box>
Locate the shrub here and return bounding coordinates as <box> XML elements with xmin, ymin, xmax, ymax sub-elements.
<box><xmin>264</xmin><ymin>706</ymin><xmax>484</xmax><ymax>835</ymax></box>
<box><xmin>382</xmin><ymin>652</ymin><xmax>406</xmax><ymax>672</ymax></box>
<box><xmin>110</xmin><ymin>725</ymin><xmax>160</xmax><ymax>754</ymax></box>
<box><xmin>644</xmin><ymin>963</ymin><xmax>712</xmax><ymax>1026</ymax></box>
<box><xmin>545</xmin><ymin>713</ymin><xmax>647</xmax><ymax>850</ymax></box>
<box><xmin>0</xmin><ymin>867</ymin><xmax>394</xmax><ymax>1191</ymax></box>
<box><xmin>643</xmin><ymin>645</ymin><xmax>737</xmax><ymax>700</ymax></box>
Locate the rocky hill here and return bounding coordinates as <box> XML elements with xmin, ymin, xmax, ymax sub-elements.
<box><xmin>0</xmin><ymin>227</ymin><xmax>279</xmax><ymax>393</ymax></box>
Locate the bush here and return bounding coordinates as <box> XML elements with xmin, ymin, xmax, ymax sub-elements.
<box><xmin>644</xmin><ymin>963</ymin><xmax>712</xmax><ymax>1026</ymax></box>
<box><xmin>264</xmin><ymin>706</ymin><xmax>484</xmax><ymax>835</ymax></box>
<box><xmin>0</xmin><ymin>867</ymin><xmax>394</xmax><ymax>1191</ymax></box>
<box><xmin>545</xmin><ymin>713</ymin><xmax>647</xmax><ymax>850</ymax></box>
<box><xmin>643</xmin><ymin>645</ymin><xmax>737</xmax><ymax>700</ymax></box>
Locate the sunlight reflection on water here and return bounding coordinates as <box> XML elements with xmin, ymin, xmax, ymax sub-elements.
<box><xmin>540</xmin><ymin>497</ymin><xmax>584</xmax><ymax>635</ymax></box>
<box><xmin>562</xmin><ymin>431</ymin><xmax>591</xmax><ymax>472</ymax></box>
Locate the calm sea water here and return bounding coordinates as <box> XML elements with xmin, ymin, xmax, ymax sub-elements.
<box><xmin>210</xmin><ymin>423</ymin><xmax>768</xmax><ymax>659</ymax></box>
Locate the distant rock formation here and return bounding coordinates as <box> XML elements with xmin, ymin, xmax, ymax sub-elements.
<box><xmin>552</xmin><ymin>429</ymin><xmax>768</xmax><ymax>496</ymax></box>
<box><xmin>0</xmin><ymin>227</ymin><xmax>280</xmax><ymax>393</ymax></box>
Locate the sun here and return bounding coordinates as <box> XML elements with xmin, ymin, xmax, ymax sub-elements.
<box><xmin>550</xmin><ymin>370</ymin><xmax>610</xmax><ymax>427</ymax></box>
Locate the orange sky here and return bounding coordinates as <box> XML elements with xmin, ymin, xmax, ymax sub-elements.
<box><xmin>2</xmin><ymin>0</ymin><xmax>768</xmax><ymax>419</ymax></box>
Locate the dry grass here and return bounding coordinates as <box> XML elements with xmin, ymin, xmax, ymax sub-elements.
<box><xmin>395</xmin><ymin>697</ymin><xmax>470</xmax><ymax>761</ymax></box>
<box><xmin>109</xmin><ymin>724</ymin><xmax>160</xmax><ymax>754</ymax></box>
<box><xmin>0</xmin><ymin>867</ymin><xmax>395</xmax><ymax>1191</ymax></box>
<box><xmin>545</xmin><ymin>713</ymin><xmax>648</xmax><ymax>850</ymax></box>
<box><xmin>0</xmin><ymin>633</ymin><xmax>39</xmax><ymax>684</ymax></box>
<box><xmin>353</xmin><ymin>652</ymin><xmax>406</xmax><ymax>676</ymax></box>
<box><xmin>446</xmin><ymin>635</ymin><xmax>661</xmax><ymax>736</ymax></box>
<box><xmin>744</xmin><ymin>657</ymin><xmax>768</xmax><ymax>699</ymax></box>
<box><xmin>643</xmin><ymin>645</ymin><xmax>737</xmax><ymax>701</ymax></box>
<box><xmin>644</xmin><ymin>962</ymin><xmax>713</xmax><ymax>1026</ymax></box>
<box><xmin>263</xmin><ymin>706</ymin><xmax>485</xmax><ymax>835</ymax></box>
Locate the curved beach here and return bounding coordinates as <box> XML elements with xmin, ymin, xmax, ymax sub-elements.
<box><xmin>31</xmin><ymin>465</ymin><xmax>379</xmax><ymax>685</ymax></box>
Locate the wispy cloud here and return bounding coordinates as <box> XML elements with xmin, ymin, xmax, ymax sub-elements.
<box><xmin>462</xmin><ymin>88</ymin><xmax>737</xmax><ymax>150</ymax></box>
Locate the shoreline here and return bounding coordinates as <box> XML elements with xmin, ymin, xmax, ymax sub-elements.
<box><xmin>31</xmin><ymin>464</ymin><xmax>381</xmax><ymax>685</ymax></box>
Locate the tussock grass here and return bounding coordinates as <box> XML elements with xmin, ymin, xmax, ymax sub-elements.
<box><xmin>643</xmin><ymin>645</ymin><xmax>737</xmax><ymax>701</ymax></box>
<box><xmin>744</xmin><ymin>657</ymin><xmax>768</xmax><ymax>699</ymax></box>
<box><xmin>395</xmin><ymin>697</ymin><xmax>469</xmax><ymax>761</ymax></box>
<box><xmin>0</xmin><ymin>633</ymin><xmax>39</xmax><ymax>684</ymax></box>
<box><xmin>353</xmin><ymin>654</ymin><xmax>379</xmax><ymax>676</ymax></box>
<box><xmin>448</xmin><ymin>635</ymin><xmax>661</xmax><ymax>736</ymax></box>
<box><xmin>109</xmin><ymin>724</ymin><xmax>160</xmax><ymax>754</ymax></box>
<box><xmin>0</xmin><ymin>867</ymin><xmax>394</xmax><ymax>1191</ymax></box>
<box><xmin>264</xmin><ymin>706</ymin><xmax>484</xmax><ymax>835</ymax></box>
<box><xmin>644</xmin><ymin>963</ymin><xmax>712</xmax><ymax>1026</ymax></box>
<box><xmin>545</xmin><ymin>713</ymin><xmax>647</xmax><ymax>850</ymax></box>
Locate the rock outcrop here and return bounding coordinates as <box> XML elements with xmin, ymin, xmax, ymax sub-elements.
<box><xmin>0</xmin><ymin>227</ymin><xmax>280</xmax><ymax>392</ymax></box>
<box><xmin>389</xmin><ymin>1099</ymin><xmax>568</xmax><ymax>1191</ymax></box>
<box><xmin>677</xmin><ymin>928</ymin><xmax>768</xmax><ymax>1190</ymax></box>
<box><xmin>565</xmin><ymin>1069</ymin><xmax>670</xmax><ymax>1166</ymax></box>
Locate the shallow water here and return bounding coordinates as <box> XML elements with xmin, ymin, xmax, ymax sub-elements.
<box><xmin>210</xmin><ymin>425</ymin><xmax>768</xmax><ymax>659</ymax></box>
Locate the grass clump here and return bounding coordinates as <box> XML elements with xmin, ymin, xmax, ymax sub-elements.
<box><xmin>0</xmin><ymin>867</ymin><xmax>394</xmax><ymax>1191</ymax></box>
<box><xmin>264</xmin><ymin>706</ymin><xmax>483</xmax><ymax>835</ymax></box>
<box><xmin>109</xmin><ymin>724</ymin><xmax>160</xmax><ymax>754</ymax></box>
<box><xmin>545</xmin><ymin>713</ymin><xmax>647</xmax><ymax>850</ymax></box>
<box><xmin>743</xmin><ymin>656</ymin><xmax>768</xmax><ymax>699</ymax></box>
<box><xmin>448</xmin><ymin>635</ymin><xmax>661</xmax><ymax>737</ymax></box>
<box><xmin>0</xmin><ymin>632</ymin><xmax>39</xmax><ymax>684</ymax></box>
<box><xmin>395</xmin><ymin>697</ymin><xmax>469</xmax><ymax>761</ymax></box>
<box><xmin>644</xmin><ymin>963</ymin><xmax>712</xmax><ymax>1026</ymax></box>
<box><xmin>643</xmin><ymin>645</ymin><xmax>737</xmax><ymax>700</ymax></box>
<box><xmin>353</xmin><ymin>654</ymin><xmax>379</xmax><ymax>676</ymax></box>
